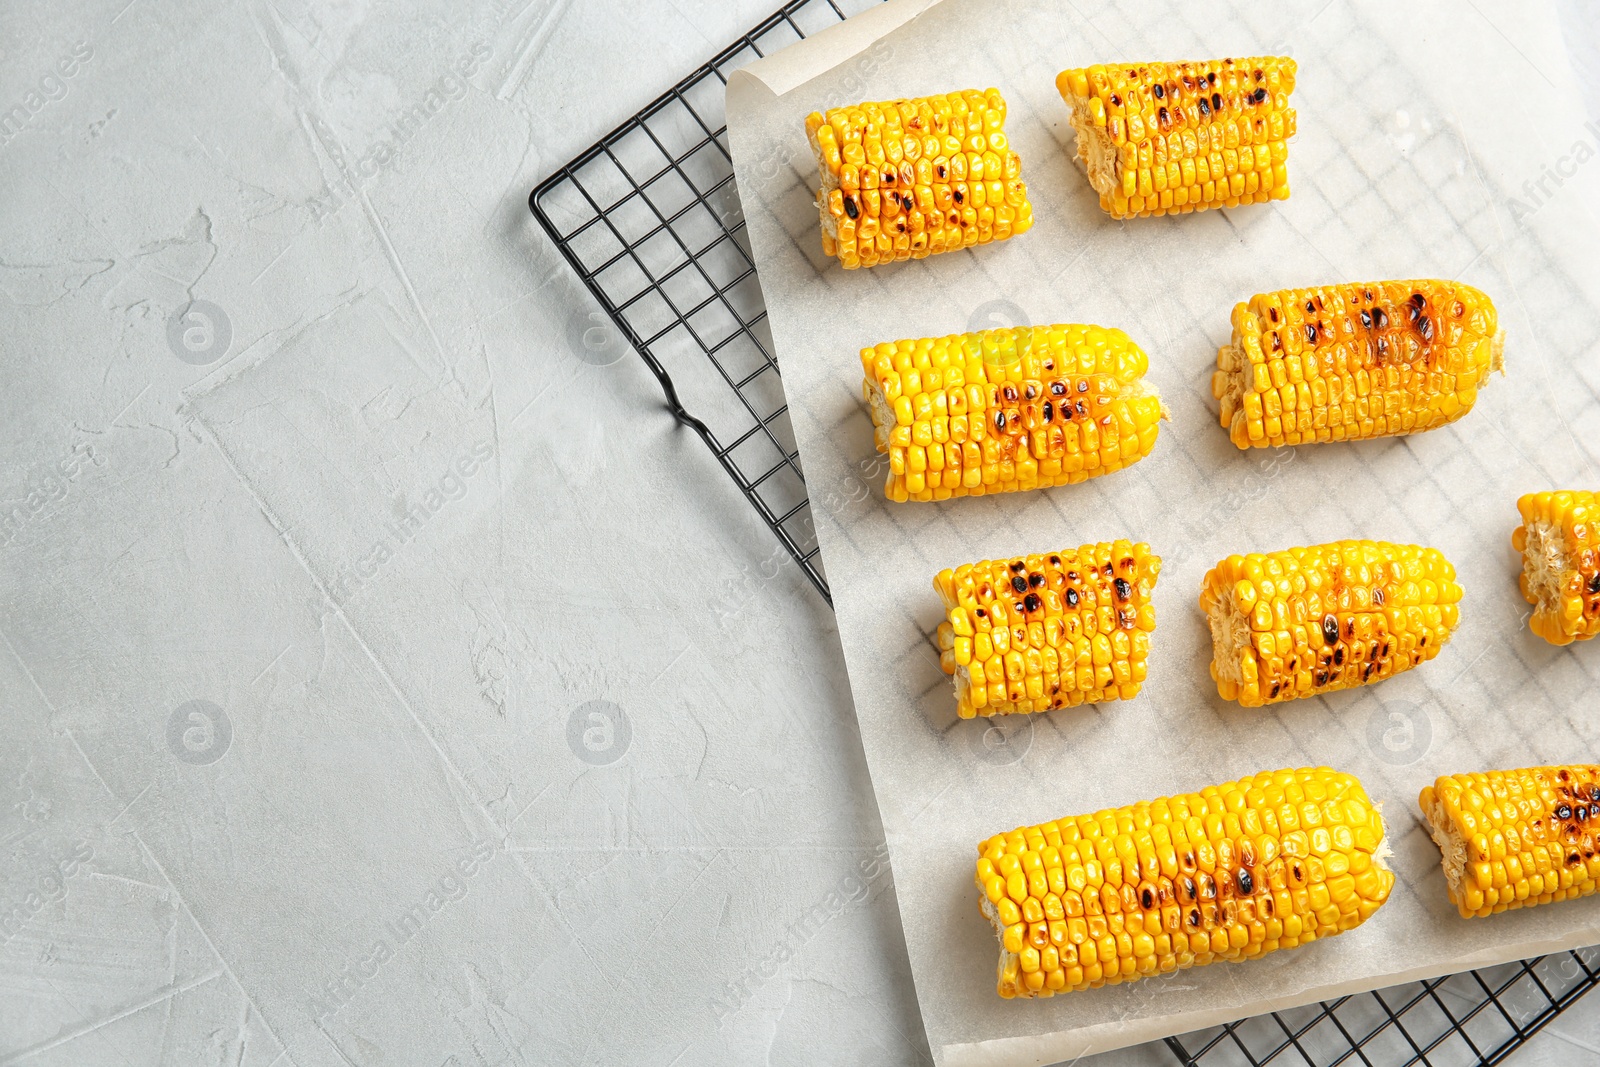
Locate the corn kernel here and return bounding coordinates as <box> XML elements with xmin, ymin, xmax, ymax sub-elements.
<box><xmin>1202</xmin><ymin>541</ymin><xmax>1461</xmax><ymax>707</ymax></box>
<box><xmin>863</xmin><ymin>326</ymin><xmax>1164</xmax><ymax>503</ymax></box>
<box><xmin>977</xmin><ymin>768</ymin><xmax>1391</xmax><ymax>998</ymax></box>
<box><xmin>1056</xmin><ymin>57</ymin><xmax>1296</xmax><ymax>220</ymax></box>
<box><xmin>936</xmin><ymin>542</ymin><xmax>1161</xmax><ymax>717</ymax></box>
<box><xmin>1422</xmin><ymin>766</ymin><xmax>1600</xmax><ymax>918</ymax></box>
<box><xmin>1215</xmin><ymin>281</ymin><xmax>1502</xmax><ymax>449</ymax></box>
<box><xmin>1513</xmin><ymin>491</ymin><xmax>1600</xmax><ymax>645</ymax></box>
<box><xmin>806</xmin><ymin>90</ymin><xmax>1033</xmax><ymax>269</ymax></box>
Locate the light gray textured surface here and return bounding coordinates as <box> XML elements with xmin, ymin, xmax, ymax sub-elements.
<box><xmin>0</xmin><ymin>1</ymin><xmax>1593</xmax><ymax>1065</ymax></box>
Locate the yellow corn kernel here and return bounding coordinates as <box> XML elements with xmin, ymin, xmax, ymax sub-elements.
<box><xmin>1200</xmin><ymin>540</ymin><xmax>1462</xmax><ymax>707</ymax></box>
<box><xmin>1214</xmin><ymin>280</ymin><xmax>1504</xmax><ymax>449</ymax></box>
<box><xmin>1513</xmin><ymin>491</ymin><xmax>1600</xmax><ymax>645</ymax></box>
<box><xmin>862</xmin><ymin>325</ymin><xmax>1165</xmax><ymax>502</ymax></box>
<box><xmin>1055</xmin><ymin>57</ymin><xmax>1296</xmax><ymax>220</ymax></box>
<box><xmin>805</xmin><ymin>89</ymin><xmax>1033</xmax><ymax>269</ymax></box>
<box><xmin>936</xmin><ymin>542</ymin><xmax>1160</xmax><ymax>718</ymax></box>
<box><xmin>1422</xmin><ymin>766</ymin><xmax>1600</xmax><ymax>918</ymax></box>
<box><xmin>976</xmin><ymin>767</ymin><xmax>1392</xmax><ymax>998</ymax></box>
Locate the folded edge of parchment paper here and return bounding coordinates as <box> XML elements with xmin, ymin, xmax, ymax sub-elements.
<box><xmin>727</xmin><ymin>0</ymin><xmax>939</xmax><ymax>104</ymax></box>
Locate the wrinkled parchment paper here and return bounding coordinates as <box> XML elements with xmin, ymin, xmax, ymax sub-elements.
<box><xmin>726</xmin><ymin>0</ymin><xmax>1600</xmax><ymax>1062</ymax></box>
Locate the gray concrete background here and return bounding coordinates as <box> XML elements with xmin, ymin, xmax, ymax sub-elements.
<box><xmin>1</xmin><ymin>0</ymin><xmax>1595</xmax><ymax>1064</ymax></box>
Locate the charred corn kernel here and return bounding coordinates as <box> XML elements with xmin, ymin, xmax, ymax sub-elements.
<box><xmin>1422</xmin><ymin>766</ymin><xmax>1600</xmax><ymax>918</ymax></box>
<box><xmin>1514</xmin><ymin>491</ymin><xmax>1600</xmax><ymax>645</ymax></box>
<box><xmin>863</xmin><ymin>325</ymin><xmax>1164</xmax><ymax>502</ymax></box>
<box><xmin>936</xmin><ymin>541</ymin><xmax>1160</xmax><ymax>718</ymax></box>
<box><xmin>975</xmin><ymin>767</ymin><xmax>1392</xmax><ymax>998</ymax></box>
<box><xmin>1213</xmin><ymin>280</ymin><xmax>1504</xmax><ymax>449</ymax></box>
<box><xmin>1201</xmin><ymin>540</ymin><xmax>1461</xmax><ymax>707</ymax></box>
<box><xmin>805</xmin><ymin>89</ymin><xmax>1033</xmax><ymax>269</ymax></box>
<box><xmin>1055</xmin><ymin>57</ymin><xmax>1296</xmax><ymax>220</ymax></box>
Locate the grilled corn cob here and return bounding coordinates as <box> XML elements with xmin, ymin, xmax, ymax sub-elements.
<box><xmin>936</xmin><ymin>541</ymin><xmax>1159</xmax><ymax>718</ymax></box>
<box><xmin>1201</xmin><ymin>540</ymin><xmax>1461</xmax><ymax>707</ymax></box>
<box><xmin>1055</xmin><ymin>57</ymin><xmax>1296</xmax><ymax>219</ymax></box>
<box><xmin>1213</xmin><ymin>280</ymin><xmax>1504</xmax><ymax>449</ymax></box>
<box><xmin>862</xmin><ymin>325</ymin><xmax>1163</xmax><ymax>502</ymax></box>
<box><xmin>1513</xmin><ymin>491</ymin><xmax>1600</xmax><ymax>645</ymax></box>
<box><xmin>975</xmin><ymin>767</ymin><xmax>1393</xmax><ymax>998</ymax></box>
<box><xmin>1421</xmin><ymin>766</ymin><xmax>1600</xmax><ymax>918</ymax></box>
<box><xmin>806</xmin><ymin>89</ymin><xmax>1033</xmax><ymax>269</ymax></box>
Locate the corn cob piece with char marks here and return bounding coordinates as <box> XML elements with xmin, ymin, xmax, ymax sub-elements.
<box><xmin>806</xmin><ymin>89</ymin><xmax>1033</xmax><ymax>269</ymax></box>
<box><xmin>975</xmin><ymin>767</ymin><xmax>1393</xmax><ymax>998</ymax></box>
<box><xmin>1055</xmin><ymin>57</ymin><xmax>1296</xmax><ymax>219</ymax></box>
<box><xmin>1214</xmin><ymin>280</ymin><xmax>1504</xmax><ymax>449</ymax></box>
<box><xmin>936</xmin><ymin>541</ymin><xmax>1159</xmax><ymax>718</ymax></box>
<box><xmin>1513</xmin><ymin>491</ymin><xmax>1600</xmax><ymax>645</ymax></box>
<box><xmin>1422</xmin><ymin>766</ymin><xmax>1600</xmax><ymax>918</ymax></box>
<box><xmin>862</xmin><ymin>325</ymin><xmax>1164</xmax><ymax>502</ymax></box>
<box><xmin>1201</xmin><ymin>540</ymin><xmax>1461</xmax><ymax>707</ymax></box>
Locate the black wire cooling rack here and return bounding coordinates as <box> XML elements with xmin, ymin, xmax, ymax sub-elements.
<box><xmin>528</xmin><ymin>0</ymin><xmax>1600</xmax><ymax>1061</ymax></box>
<box><xmin>530</xmin><ymin>0</ymin><xmax>848</xmax><ymax>604</ymax></box>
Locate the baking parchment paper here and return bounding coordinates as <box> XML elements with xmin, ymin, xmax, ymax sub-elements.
<box><xmin>725</xmin><ymin>0</ymin><xmax>1600</xmax><ymax>1062</ymax></box>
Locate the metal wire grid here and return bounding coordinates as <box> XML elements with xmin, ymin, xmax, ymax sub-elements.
<box><xmin>527</xmin><ymin>2</ymin><xmax>1600</xmax><ymax>1063</ymax></box>
<box><xmin>529</xmin><ymin>0</ymin><xmax>885</xmax><ymax>606</ymax></box>
<box><xmin>1165</xmin><ymin>948</ymin><xmax>1600</xmax><ymax>1067</ymax></box>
